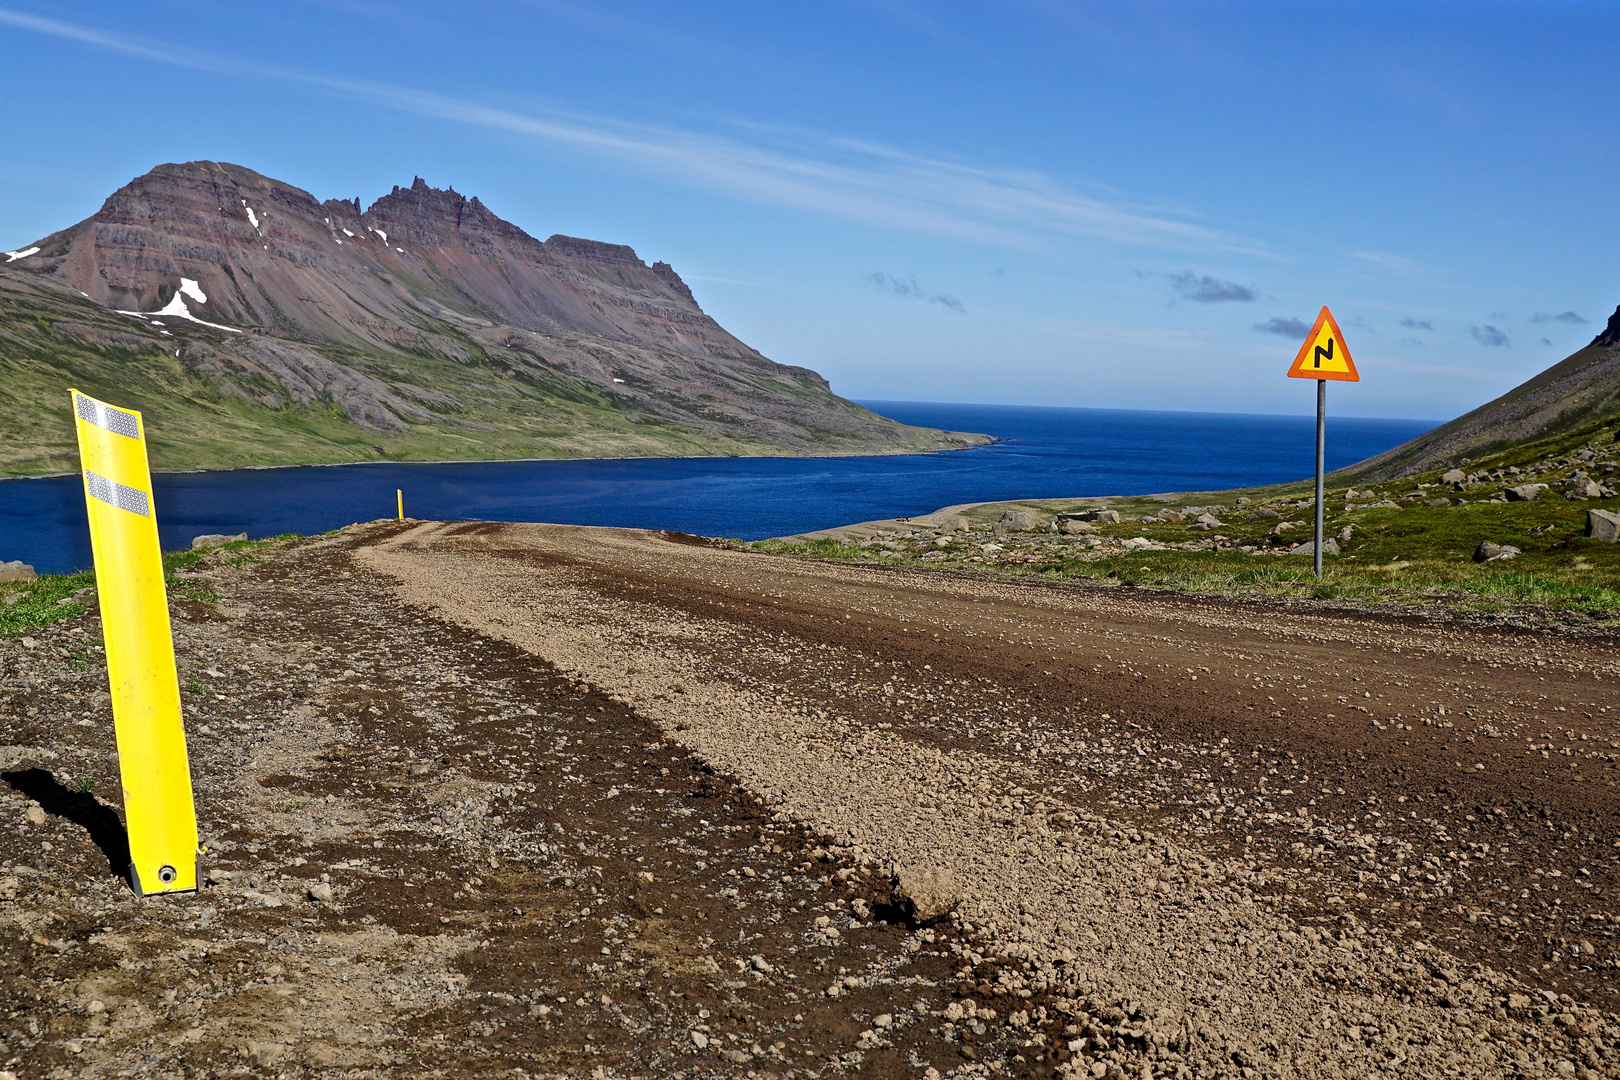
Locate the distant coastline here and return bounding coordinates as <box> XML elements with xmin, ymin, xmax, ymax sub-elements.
<box><xmin>1</xmin><ymin>403</ymin><xmax>1432</xmax><ymax>575</ymax></box>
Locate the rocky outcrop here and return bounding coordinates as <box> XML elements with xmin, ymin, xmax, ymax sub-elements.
<box><xmin>1593</xmin><ymin>304</ymin><xmax>1620</xmax><ymax>349</ymax></box>
<box><xmin>21</xmin><ymin>163</ymin><xmax>758</xmax><ymax>361</ymax></box>
<box><xmin>4</xmin><ymin>161</ymin><xmax>987</xmax><ymax>464</ymax></box>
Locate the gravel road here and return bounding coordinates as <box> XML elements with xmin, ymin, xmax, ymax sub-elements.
<box><xmin>358</xmin><ymin>520</ymin><xmax>1620</xmax><ymax>1079</ymax></box>
<box><xmin>3</xmin><ymin>520</ymin><xmax>1617</xmax><ymax>1079</ymax></box>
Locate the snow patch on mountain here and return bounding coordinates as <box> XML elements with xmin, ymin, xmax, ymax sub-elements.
<box><xmin>118</xmin><ymin>292</ymin><xmax>241</xmax><ymax>333</ymax></box>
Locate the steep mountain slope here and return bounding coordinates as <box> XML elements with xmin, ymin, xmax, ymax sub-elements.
<box><xmin>0</xmin><ymin>161</ymin><xmax>985</xmax><ymax>474</ymax></box>
<box><xmin>1338</xmin><ymin>307</ymin><xmax>1620</xmax><ymax>481</ymax></box>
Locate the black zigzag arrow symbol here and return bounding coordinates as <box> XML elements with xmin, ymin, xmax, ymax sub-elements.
<box><xmin>1314</xmin><ymin>338</ymin><xmax>1334</xmax><ymax>368</ymax></box>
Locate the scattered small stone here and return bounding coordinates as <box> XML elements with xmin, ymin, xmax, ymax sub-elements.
<box><xmin>191</xmin><ymin>532</ymin><xmax>248</xmax><ymax>551</ymax></box>
<box><xmin>891</xmin><ymin>864</ymin><xmax>960</xmax><ymax>924</ymax></box>
<box><xmin>24</xmin><ymin>805</ymin><xmax>46</xmax><ymax>826</ymax></box>
<box><xmin>691</xmin><ymin>1030</ymin><xmax>709</xmax><ymax>1048</ymax></box>
<box><xmin>307</xmin><ymin>882</ymin><xmax>335</xmax><ymax>902</ymax></box>
<box><xmin>248</xmin><ymin>1042</ymin><xmax>288</xmax><ymax>1066</ymax></box>
<box><xmin>0</xmin><ymin>560</ymin><xmax>36</xmax><ymax>583</ymax></box>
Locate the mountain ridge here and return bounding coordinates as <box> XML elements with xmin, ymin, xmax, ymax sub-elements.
<box><xmin>0</xmin><ymin>161</ymin><xmax>985</xmax><ymax>474</ymax></box>
<box><xmin>1337</xmin><ymin>310</ymin><xmax>1620</xmax><ymax>481</ymax></box>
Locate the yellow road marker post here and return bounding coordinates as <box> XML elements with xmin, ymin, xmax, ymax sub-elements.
<box><xmin>1285</xmin><ymin>307</ymin><xmax>1361</xmax><ymax>581</ymax></box>
<box><xmin>69</xmin><ymin>390</ymin><xmax>200</xmax><ymax>896</ymax></box>
<box><xmin>397</xmin><ymin>489</ymin><xmax>404</xmax><ymax>520</ymax></box>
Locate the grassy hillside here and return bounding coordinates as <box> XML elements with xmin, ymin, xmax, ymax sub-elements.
<box><xmin>760</xmin><ymin>414</ymin><xmax>1620</xmax><ymax>619</ymax></box>
<box><xmin>0</xmin><ymin>271</ymin><xmax>979</xmax><ymax>476</ymax></box>
<box><xmin>1337</xmin><ymin>319</ymin><xmax>1620</xmax><ymax>481</ymax></box>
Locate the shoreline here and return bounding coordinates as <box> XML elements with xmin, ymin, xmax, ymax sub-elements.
<box><xmin>0</xmin><ymin>430</ymin><xmax>999</xmax><ymax>483</ymax></box>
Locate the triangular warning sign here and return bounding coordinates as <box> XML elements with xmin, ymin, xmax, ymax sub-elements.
<box><xmin>1286</xmin><ymin>306</ymin><xmax>1359</xmax><ymax>382</ymax></box>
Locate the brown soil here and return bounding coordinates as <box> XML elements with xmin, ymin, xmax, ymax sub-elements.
<box><xmin>3</xmin><ymin>521</ymin><xmax>1618</xmax><ymax>1079</ymax></box>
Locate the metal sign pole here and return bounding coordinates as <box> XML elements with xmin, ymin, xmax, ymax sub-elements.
<box><xmin>1314</xmin><ymin>379</ymin><xmax>1326</xmax><ymax>581</ymax></box>
<box><xmin>1287</xmin><ymin>306</ymin><xmax>1356</xmax><ymax>581</ymax></box>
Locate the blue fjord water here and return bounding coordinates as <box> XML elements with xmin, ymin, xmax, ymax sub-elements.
<box><xmin>1</xmin><ymin>401</ymin><xmax>1435</xmax><ymax>575</ymax></box>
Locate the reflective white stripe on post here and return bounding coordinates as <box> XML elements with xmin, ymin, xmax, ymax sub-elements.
<box><xmin>75</xmin><ymin>396</ymin><xmax>143</xmax><ymax>440</ymax></box>
<box><xmin>85</xmin><ymin>470</ymin><xmax>152</xmax><ymax>517</ymax></box>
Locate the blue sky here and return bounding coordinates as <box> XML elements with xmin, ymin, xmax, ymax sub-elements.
<box><xmin>2</xmin><ymin>2</ymin><xmax>1617</xmax><ymax>422</ymax></box>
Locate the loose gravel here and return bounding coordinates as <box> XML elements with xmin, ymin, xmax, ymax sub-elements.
<box><xmin>3</xmin><ymin>520</ymin><xmax>1617</xmax><ymax>1079</ymax></box>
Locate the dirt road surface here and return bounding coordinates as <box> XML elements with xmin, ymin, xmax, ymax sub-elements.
<box><xmin>4</xmin><ymin>521</ymin><xmax>1619</xmax><ymax>1079</ymax></box>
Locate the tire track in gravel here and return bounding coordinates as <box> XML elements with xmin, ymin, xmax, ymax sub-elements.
<box><xmin>3</xmin><ymin>531</ymin><xmax>1005</xmax><ymax>1079</ymax></box>
<box><xmin>356</xmin><ymin>520</ymin><xmax>1620</xmax><ymax>1080</ymax></box>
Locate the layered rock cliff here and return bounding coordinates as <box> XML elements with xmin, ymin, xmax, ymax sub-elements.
<box><xmin>1</xmin><ymin>161</ymin><xmax>985</xmax><ymax>473</ymax></box>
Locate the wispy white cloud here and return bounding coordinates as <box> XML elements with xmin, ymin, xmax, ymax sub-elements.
<box><xmin>1349</xmin><ymin>250</ymin><xmax>1433</xmax><ymax>280</ymax></box>
<box><xmin>1367</xmin><ymin>359</ymin><xmax>1507</xmax><ymax>380</ymax></box>
<box><xmin>1067</xmin><ymin>327</ymin><xmax>1210</xmax><ymax>349</ymax></box>
<box><xmin>0</xmin><ymin>6</ymin><xmax>1264</xmax><ymax>255</ymax></box>
<box><xmin>685</xmin><ymin>273</ymin><xmax>777</xmax><ymax>287</ymax></box>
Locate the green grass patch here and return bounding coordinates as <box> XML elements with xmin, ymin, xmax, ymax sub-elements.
<box><xmin>0</xmin><ymin>569</ymin><xmax>96</xmax><ymax>638</ymax></box>
<box><xmin>752</xmin><ymin>484</ymin><xmax>1620</xmax><ymax>620</ymax></box>
<box><xmin>749</xmin><ymin>538</ymin><xmax>873</xmax><ymax>561</ymax></box>
<box><xmin>0</xmin><ymin>534</ymin><xmax>302</xmax><ymax>638</ymax></box>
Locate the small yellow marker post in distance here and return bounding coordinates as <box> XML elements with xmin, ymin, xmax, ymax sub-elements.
<box><xmin>397</xmin><ymin>489</ymin><xmax>404</xmax><ymax>521</ymax></box>
<box><xmin>69</xmin><ymin>390</ymin><xmax>200</xmax><ymax>896</ymax></box>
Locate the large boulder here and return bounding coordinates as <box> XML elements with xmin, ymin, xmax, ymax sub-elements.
<box><xmin>1567</xmin><ymin>480</ymin><xmax>1604</xmax><ymax>500</ymax></box>
<box><xmin>0</xmin><ymin>560</ymin><xmax>36</xmax><ymax>583</ymax></box>
<box><xmin>1246</xmin><ymin>508</ymin><xmax>1282</xmax><ymax>521</ymax></box>
<box><xmin>1504</xmin><ymin>484</ymin><xmax>1548</xmax><ymax>502</ymax></box>
<box><xmin>996</xmin><ymin>510</ymin><xmax>1035</xmax><ymax>532</ymax></box>
<box><xmin>1072</xmin><ymin>508</ymin><xmax>1120</xmax><ymax>524</ymax></box>
<box><xmin>1474</xmin><ymin>541</ymin><xmax>1522</xmax><ymax>563</ymax></box>
<box><xmin>1440</xmin><ymin>469</ymin><xmax>1467</xmax><ymax>484</ymax></box>
<box><xmin>1289</xmin><ymin>538</ymin><xmax>1340</xmax><ymax>557</ymax></box>
<box><xmin>1058</xmin><ymin>519</ymin><xmax>1096</xmax><ymax>535</ymax></box>
<box><xmin>891</xmin><ymin>865</ymin><xmax>960</xmax><ymax>925</ymax></box>
<box><xmin>191</xmin><ymin>532</ymin><xmax>248</xmax><ymax>550</ymax></box>
<box><xmin>1589</xmin><ymin>509</ymin><xmax>1620</xmax><ymax>542</ymax></box>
